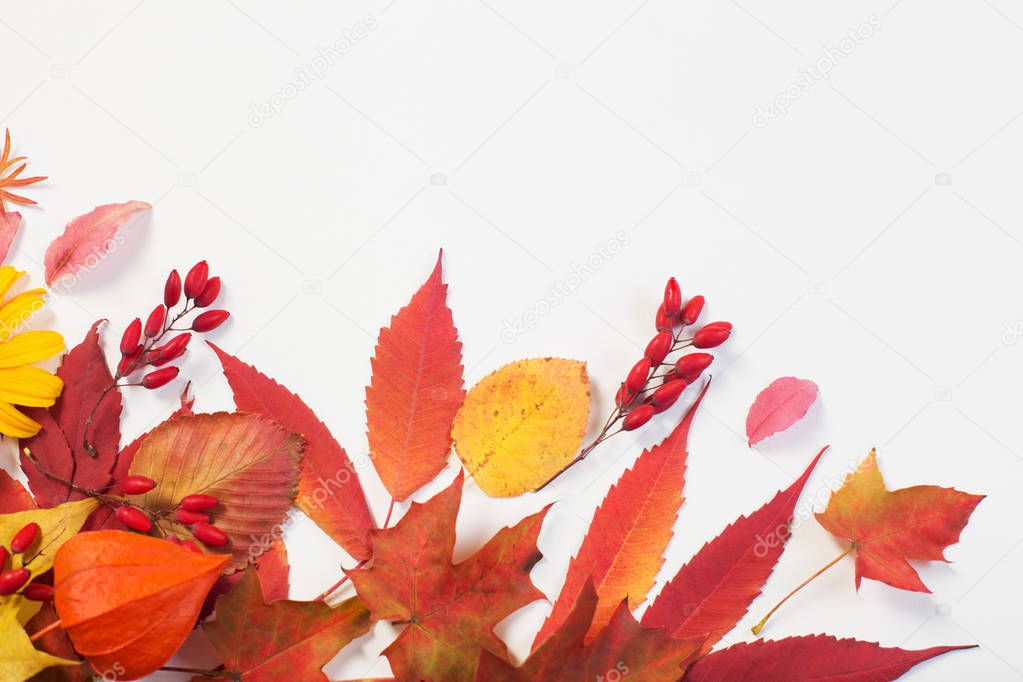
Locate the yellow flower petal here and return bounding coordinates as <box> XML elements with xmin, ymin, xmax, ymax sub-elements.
<box><xmin>0</xmin><ymin>366</ymin><xmax>63</xmax><ymax>406</ymax></box>
<box><xmin>0</xmin><ymin>289</ymin><xmax>45</xmax><ymax>341</ymax></box>
<box><xmin>0</xmin><ymin>331</ymin><xmax>65</xmax><ymax>368</ymax></box>
<box><xmin>0</xmin><ymin>400</ymin><xmax>41</xmax><ymax>438</ymax></box>
<box><xmin>0</xmin><ymin>265</ymin><xmax>25</xmax><ymax>302</ymax></box>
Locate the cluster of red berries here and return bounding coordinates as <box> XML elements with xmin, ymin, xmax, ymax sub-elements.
<box><xmin>114</xmin><ymin>475</ymin><xmax>230</xmax><ymax>551</ymax></box>
<box><xmin>615</xmin><ymin>277</ymin><xmax>732</xmax><ymax>432</ymax></box>
<box><xmin>115</xmin><ymin>261</ymin><xmax>229</xmax><ymax>388</ymax></box>
<box><xmin>0</xmin><ymin>522</ymin><xmax>54</xmax><ymax>601</ymax></box>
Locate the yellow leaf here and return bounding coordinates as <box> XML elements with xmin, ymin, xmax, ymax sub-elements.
<box><xmin>0</xmin><ymin>603</ymin><xmax>77</xmax><ymax>682</ymax></box>
<box><xmin>452</xmin><ymin>358</ymin><xmax>590</xmax><ymax>497</ymax></box>
<box><xmin>0</xmin><ymin>498</ymin><xmax>98</xmax><ymax>583</ymax></box>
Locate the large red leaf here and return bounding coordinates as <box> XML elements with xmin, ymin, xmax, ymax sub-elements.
<box><xmin>683</xmin><ymin>635</ymin><xmax>973</xmax><ymax>681</ymax></box>
<box><xmin>534</xmin><ymin>382</ymin><xmax>709</xmax><ymax>650</ymax></box>
<box><xmin>0</xmin><ymin>469</ymin><xmax>35</xmax><ymax>512</ymax></box>
<box><xmin>365</xmin><ymin>251</ymin><xmax>464</xmax><ymax>501</ymax></box>
<box><xmin>349</xmin><ymin>472</ymin><xmax>547</xmax><ymax>682</ymax></box>
<box><xmin>641</xmin><ymin>447</ymin><xmax>826</xmax><ymax>648</ymax></box>
<box><xmin>22</xmin><ymin>321</ymin><xmax>122</xmax><ymax>506</ymax></box>
<box><xmin>210</xmin><ymin>342</ymin><xmax>373</xmax><ymax>561</ymax></box>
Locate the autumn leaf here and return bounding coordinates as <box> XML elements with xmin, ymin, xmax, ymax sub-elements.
<box><xmin>746</xmin><ymin>376</ymin><xmax>819</xmax><ymax>446</ymax></box>
<box><xmin>53</xmin><ymin>530</ymin><xmax>229</xmax><ymax>680</ymax></box>
<box><xmin>535</xmin><ymin>382</ymin><xmax>709</xmax><ymax>650</ymax></box>
<box><xmin>43</xmin><ymin>201</ymin><xmax>151</xmax><ymax>287</ymax></box>
<box><xmin>816</xmin><ymin>448</ymin><xmax>983</xmax><ymax>592</ymax></box>
<box><xmin>0</xmin><ymin>498</ymin><xmax>98</xmax><ymax>583</ymax></box>
<box><xmin>24</xmin><ymin>603</ymin><xmax>93</xmax><ymax>682</ymax></box>
<box><xmin>0</xmin><ymin>606</ymin><xmax>77</xmax><ymax>682</ymax></box>
<box><xmin>22</xmin><ymin>321</ymin><xmax>122</xmax><ymax>508</ymax></box>
<box><xmin>128</xmin><ymin>412</ymin><xmax>302</xmax><ymax>570</ymax></box>
<box><xmin>366</xmin><ymin>251</ymin><xmax>465</xmax><ymax>501</ymax></box>
<box><xmin>201</xmin><ymin>570</ymin><xmax>372</xmax><ymax>681</ymax></box>
<box><xmin>683</xmin><ymin>635</ymin><xmax>973</xmax><ymax>681</ymax></box>
<box><xmin>211</xmin><ymin>343</ymin><xmax>374</xmax><ymax>561</ymax></box>
<box><xmin>349</xmin><ymin>472</ymin><xmax>547</xmax><ymax>681</ymax></box>
<box><xmin>0</xmin><ymin>470</ymin><xmax>35</xmax><ymax>513</ymax></box>
<box><xmin>640</xmin><ymin>447</ymin><xmax>826</xmax><ymax>649</ymax></box>
<box><xmin>0</xmin><ymin>211</ymin><xmax>21</xmax><ymax>264</ymax></box>
<box><xmin>452</xmin><ymin>358</ymin><xmax>590</xmax><ymax>497</ymax></box>
<box><xmin>201</xmin><ymin>539</ymin><xmax>291</xmax><ymax>621</ymax></box>
<box><xmin>0</xmin><ymin>130</ymin><xmax>46</xmax><ymax>217</ymax></box>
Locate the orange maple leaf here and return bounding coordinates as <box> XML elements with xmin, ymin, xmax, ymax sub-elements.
<box><xmin>0</xmin><ymin>130</ymin><xmax>46</xmax><ymax>215</ymax></box>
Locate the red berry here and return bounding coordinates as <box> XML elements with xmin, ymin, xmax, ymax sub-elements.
<box><xmin>681</xmin><ymin>295</ymin><xmax>705</xmax><ymax>326</ymax></box>
<box><xmin>674</xmin><ymin>353</ymin><xmax>713</xmax><ymax>382</ymax></box>
<box><xmin>622</xmin><ymin>405</ymin><xmax>655</xmax><ymax>431</ymax></box>
<box><xmin>0</xmin><ymin>568</ymin><xmax>30</xmax><ymax>596</ymax></box>
<box><xmin>165</xmin><ymin>269</ymin><xmax>182</xmax><ymax>308</ymax></box>
<box><xmin>0</xmin><ymin>546</ymin><xmax>8</xmax><ymax>571</ymax></box>
<box><xmin>625</xmin><ymin>358</ymin><xmax>652</xmax><ymax>394</ymax></box>
<box><xmin>195</xmin><ymin>276</ymin><xmax>221</xmax><ymax>307</ymax></box>
<box><xmin>655</xmin><ymin>304</ymin><xmax>675</xmax><ymax>331</ymax></box>
<box><xmin>121</xmin><ymin>475</ymin><xmax>156</xmax><ymax>495</ymax></box>
<box><xmin>165</xmin><ymin>535</ymin><xmax>182</xmax><ymax>545</ymax></box>
<box><xmin>142</xmin><ymin>366</ymin><xmax>179</xmax><ymax>389</ymax></box>
<box><xmin>117</xmin><ymin>344</ymin><xmax>143</xmax><ymax>375</ymax></box>
<box><xmin>192</xmin><ymin>310</ymin><xmax>229</xmax><ymax>332</ymax></box>
<box><xmin>149</xmin><ymin>333</ymin><xmax>191</xmax><ymax>366</ymax></box>
<box><xmin>180</xmin><ymin>494</ymin><xmax>218</xmax><ymax>512</ymax></box>
<box><xmin>663</xmin><ymin>277</ymin><xmax>682</xmax><ymax>316</ymax></box>
<box><xmin>119</xmin><ymin>318</ymin><xmax>142</xmax><ymax>355</ymax></box>
<box><xmin>615</xmin><ymin>383</ymin><xmax>635</xmax><ymax>409</ymax></box>
<box><xmin>184</xmin><ymin>261</ymin><xmax>209</xmax><ymax>299</ymax></box>
<box><xmin>116</xmin><ymin>506</ymin><xmax>153</xmax><ymax>533</ymax></box>
<box><xmin>652</xmin><ymin>379</ymin><xmax>688</xmax><ymax>413</ymax></box>
<box><xmin>192</xmin><ymin>522</ymin><xmax>229</xmax><ymax>548</ymax></box>
<box><xmin>144</xmin><ymin>305</ymin><xmax>166</xmax><ymax>338</ymax></box>
<box><xmin>10</xmin><ymin>522</ymin><xmax>39</xmax><ymax>554</ymax></box>
<box><xmin>181</xmin><ymin>540</ymin><xmax>202</xmax><ymax>553</ymax></box>
<box><xmin>22</xmin><ymin>583</ymin><xmax>54</xmax><ymax>602</ymax></box>
<box><xmin>175</xmin><ymin>508</ymin><xmax>210</xmax><ymax>525</ymax></box>
<box><xmin>693</xmin><ymin>322</ymin><xmax>732</xmax><ymax>349</ymax></box>
<box><xmin>644</xmin><ymin>331</ymin><xmax>673</xmax><ymax>365</ymax></box>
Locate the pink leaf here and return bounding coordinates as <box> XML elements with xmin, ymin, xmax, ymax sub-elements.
<box><xmin>745</xmin><ymin>376</ymin><xmax>819</xmax><ymax>447</ymax></box>
<box><xmin>43</xmin><ymin>201</ymin><xmax>151</xmax><ymax>287</ymax></box>
<box><xmin>0</xmin><ymin>211</ymin><xmax>21</xmax><ymax>264</ymax></box>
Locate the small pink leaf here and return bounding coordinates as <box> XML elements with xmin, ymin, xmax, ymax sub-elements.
<box><xmin>0</xmin><ymin>211</ymin><xmax>21</xmax><ymax>264</ymax></box>
<box><xmin>746</xmin><ymin>376</ymin><xmax>819</xmax><ymax>446</ymax></box>
<box><xmin>44</xmin><ymin>200</ymin><xmax>151</xmax><ymax>286</ymax></box>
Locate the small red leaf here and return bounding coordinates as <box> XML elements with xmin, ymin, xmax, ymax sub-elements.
<box><xmin>0</xmin><ymin>210</ymin><xmax>21</xmax><ymax>264</ymax></box>
<box><xmin>746</xmin><ymin>376</ymin><xmax>819</xmax><ymax>446</ymax></box>
<box><xmin>44</xmin><ymin>201</ymin><xmax>151</xmax><ymax>286</ymax></box>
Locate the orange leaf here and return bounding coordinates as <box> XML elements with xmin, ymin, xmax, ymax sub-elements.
<box><xmin>815</xmin><ymin>448</ymin><xmax>984</xmax><ymax>592</ymax></box>
<box><xmin>53</xmin><ymin>530</ymin><xmax>229</xmax><ymax>680</ymax></box>
<box><xmin>365</xmin><ymin>251</ymin><xmax>464</xmax><ymax>501</ymax></box>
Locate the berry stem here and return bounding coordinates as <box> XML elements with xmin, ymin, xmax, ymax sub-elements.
<box><xmin>751</xmin><ymin>546</ymin><xmax>853</xmax><ymax>636</ymax></box>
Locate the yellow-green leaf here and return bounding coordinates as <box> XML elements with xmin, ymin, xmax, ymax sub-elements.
<box><xmin>0</xmin><ymin>602</ymin><xmax>77</xmax><ymax>682</ymax></box>
<box><xmin>0</xmin><ymin>498</ymin><xmax>98</xmax><ymax>583</ymax></box>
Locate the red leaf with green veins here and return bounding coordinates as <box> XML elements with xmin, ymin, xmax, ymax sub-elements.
<box><xmin>349</xmin><ymin>472</ymin><xmax>547</xmax><ymax>682</ymax></box>
<box><xmin>641</xmin><ymin>447</ymin><xmax>826</xmax><ymax>649</ymax></box>
<box><xmin>365</xmin><ymin>250</ymin><xmax>464</xmax><ymax>501</ymax></box>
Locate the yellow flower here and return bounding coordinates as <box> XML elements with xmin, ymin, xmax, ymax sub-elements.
<box><xmin>0</xmin><ymin>266</ymin><xmax>63</xmax><ymax>438</ymax></box>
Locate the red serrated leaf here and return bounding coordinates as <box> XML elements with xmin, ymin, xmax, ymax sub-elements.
<box><xmin>349</xmin><ymin>472</ymin><xmax>546</xmax><ymax>682</ymax></box>
<box><xmin>22</xmin><ymin>321</ymin><xmax>122</xmax><ymax>506</ymax></box>
<box><xmin>201</xmin><ymin>540</ymin><xmax>292</xmax><ymax>621</ymax></box>
<box><xmin>535</xmin><ymin>382</ymin><xmax>710</xmax><ymax>650</ymax></box>
<box><xmin>210</xmin><ymin>342</ymin><xmax>373</xmax><ymax>561</ymax></box>
<box><xmin>683</xmin><ymin>635</ymin><xmax>973</xmax><ymax>681</ymax></box>
<box><xmin>366</xmin><ymin>251</ymin><xmax>464</xmax><ymax>501</ymax></box>
<box><xmin>0</xmin><ymin>469</ymin><xmax>35</xmax><ymax>512</ymax></box>
<box><xmin>641</xmin><ymin>447</ymin><xmax>826</xmax><ymax>648</ymax></box>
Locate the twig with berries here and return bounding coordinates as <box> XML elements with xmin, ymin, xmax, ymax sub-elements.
<box><xmin>0</xmin><ymin>522</ymin><xmax>60</xmax><ymax>603</ymax></box>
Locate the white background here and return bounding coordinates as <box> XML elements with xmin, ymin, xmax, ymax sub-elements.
<box><xmin>0</xmin><ymin>1</ymin><xmax>1020</xmax><ymax>680</ymax></box>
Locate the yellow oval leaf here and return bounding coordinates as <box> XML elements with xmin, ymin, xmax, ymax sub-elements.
<box><xmin>452</xmin><ymin>358</ymin><xmax>590</xmax><ymax>497</ymax></box>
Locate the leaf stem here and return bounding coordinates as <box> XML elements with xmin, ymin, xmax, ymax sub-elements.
<box><xmin>29</xmin><ymin>618</ymin><xmax>62</xmax><ymax>642</ymax></box>
<box><xmin>315</xmin><ymin>558</ymin><xmax>369</xmax><ymax>601</ymax></box>
<box><xmin>751</xmin><ymin>546</ymin><xmax>853</xmax><ymax>636</ymax></box>
<box><xmin>159</xmin><ymin>666</ymin><xmax>221</xmax><ymax>677</ymax></box>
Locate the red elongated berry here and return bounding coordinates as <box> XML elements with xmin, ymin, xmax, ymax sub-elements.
<box><xmin>622</xmin><ymin>404</ymin><xmax>655</xmax><ymax>431</ymax></box>
<box><xmin>117</xmin><ymin>345</ymin><xmax>143</xmax><ymax>376</ymax></box>
<box><xmin>192</xmin><ymin>309</ymin><xmax>229</xmax><ymax>332</ymax></box>
<box><xmin>142</xmin><ymin>366</ymin><xmax>179</xmax><ymax>389</ymax></box>
<box><xmin>192</xmin><ymin>522</ymin><xmax>229</xmax><ymax>548</ymax></box>
<box><xmin>165</xmin><ymin>535</ymin><xmax>182</xmax><ymax>545</ymax></box>
<box><xmin>195</xmin><ymin>276</ymin><xmax>221</xmax><ymax>307</ymax></box>
<box><xmin>615</xmin><ymin>383</ymin><xmax>635</xmax><ymax>409</ymax></box>
<box><xmin>10</xmin><ymin>522</ymin><xmax>39</xmax><ymax>554</ymax></box>
<box><xmin>0</xmin><ymin>568</ymin><xmax>30</xmax><ymax>596</ymax></box>
<box><xmin>625</xmin><ymin>357</ymin><xmax>652</xmax><ymax>394</ymax></box>
<box><xmin>663</xmin><ymin>277</ymin><xmax>682</xmax><ymax>316</ymax></box>
<box><xmin>119</xmin><ymin>318</ymin><xmax>142</xmax><ymax>355</ymax></box>
<box><xmin>145</xmin><ymin>305</ymin><xmax>166</xmax><ymax>337</ymax></box>
<box><xmin>121</xmin><ymin>475</ymin><xmax>156</xmax><ymax>495</ymax></box>
<box><xmin>22</xmin><ymin>582</ymin><xmax>54</xmax><ymax>602</ymax></box>
<box><xmin>184</xmin><ymin>261</ymin><xmax>209</xmax><ymax>299</ymax></box>
<box><xmin>674</xmin><ymin>353</ymin><xmax>713</xmax><ymax>382</ymax></box>
<box><xmin>149</xmin><ymin>333</ymin><xmax>191</xmax><ymax>366</ymax></box>
<box><xmin>116</xmin><ymin>506</ymin><xmax>153</xmax><ymax>533</ymax></box>
<box><xmin>644</xmin><ymin>331</ymin><xmax>673</xmax><ymax>365</ymax></box>
<box><xmin>681</xmin><ymin>295</ymin><xmax>705</xmax><ymax>326</ymax></box>
<box><xmin>181</xmin><ymin>540</ymin><xmax>202</xmax><ymax>553</ymax></box>
<box><xmin>693</xmin><ymin>322</ymin><xmax>732</xmax><ymax>349</ymax></box>
<box><xmin>652</xmin><ymin>379</ymin><xmax>688</xmax><ymax>413</ymax></box>
<box><xmin>175</xmin><ymin>508</ymin><xmax>210</xmax><ymax>525</ymax></box>
<box><xmin>165</xmin><ymin>269</ymin><xmax>182</xmax><ymax>308</ymax></box>
<box><xmin>0</xmin><ymin>546</ymin><xmax>8</xmax><ymax>571</ymax></box>
<box><xmin>180</xmin><ymin>494</ymin><xmax>218</xmax><ymax>511</ymax></box>
<box><xmin>655</xmin><ymin>304</ymin><xmax>674</xmax><ymax>331</ymax></box>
